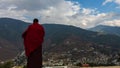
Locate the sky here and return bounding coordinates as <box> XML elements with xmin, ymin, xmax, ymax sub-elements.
<box><xmin>0</xmin><ymin>0</ymin><xmax>120</xmax><ymax>28</ymax></box>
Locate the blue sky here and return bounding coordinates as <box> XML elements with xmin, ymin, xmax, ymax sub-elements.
<box><xmin>71</xmin><ymin>0</ymin><xmax>119</xmax><ymax>13</ymax></box>
<box><xmin>0</xmin><ymin>0</ymin><xmax>120</xmax><ymax>28</ymax></box>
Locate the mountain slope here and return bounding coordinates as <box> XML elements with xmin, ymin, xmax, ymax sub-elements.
<box><xmin>43</xmin><ymin>24</ymin><xmax>120</xmax><ymax>49</ymax></box>
<box><xmin>0</xmin><ymin>18</ymin><xmax>29</xmax><ymax>61</ymax></box>
<box><xmin>89</xmin><ymin>25</ymin><xmax>120</xmax><ymax>36</ymax></box>
<box><xmin>0</xmin><ymin>18</ymin><xmax>29</xmax><ymax>46</ymax></box>
<box><xmin>0</xmin><ymin>38</ymin><xmax>17</xmax><ymax>61</ymax></box>
<box><xmin>42</xmin><ymin>24</ymin><xmax>120</xmax><ymax>65</ymax></box>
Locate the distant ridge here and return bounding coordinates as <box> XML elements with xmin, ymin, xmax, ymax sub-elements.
<box><xmin>89</xmin><ymin>25</ymin><xmax>120</xmax><ymax>36</ymax></box>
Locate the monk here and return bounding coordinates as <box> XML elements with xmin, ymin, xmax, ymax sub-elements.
<box><xmin>22</xmin><ymin>18</ymin><xmax>45</xmax><ymax>68</ymax></box>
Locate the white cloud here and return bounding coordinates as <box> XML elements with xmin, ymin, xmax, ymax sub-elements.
<box><xmin>101</xmin><ymin>19</ymin><xmax>120</xmax><ymax>26</ymax></box>
<box><xmin>0</xmin><ymin>0</ymin><xmax>119</xmax><ymax>28</ymax></box>
<box><xmin>115</xmin><ymin>0</ymin><xmax>120</xmax><ymax>4</ymax></box>
<box><xmin>0</xmin><ymin>9</ymin><xmax>28</xmax><ymax>21</ymax></box>
<box><xmin>102</xmin><ymin>0</ymin><xmax>113</xmax><ymax>5</ymax></box>
<box><xmin>103</xmin><ymin>0</ymin><xmax>120</xmax><ymax>7</ymax></box>
<box><xmin>0</xmin><ymin>0</ymin><xmax>66</xmax><ymax>22</ymax></box>
<box><xmin>0</xmin><ymin>0</ymin><xmax>64</xmax><ymax>10</ymax></box>
<box><xmin>95</xmin><ymin>12</ymin><xmax>120</xmax><ymax>27</ymax></box>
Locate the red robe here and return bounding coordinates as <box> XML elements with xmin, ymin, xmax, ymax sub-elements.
<box><xmin>22</xmin><ymin>22</ymin><xmax>45</xmax><ymax>57</ymax></box>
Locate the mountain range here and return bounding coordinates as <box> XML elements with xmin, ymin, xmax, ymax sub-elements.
<box><xmin>0</xmin><ymin>18</ymin><xmax>120</xmax><ymax>65</ymax></box>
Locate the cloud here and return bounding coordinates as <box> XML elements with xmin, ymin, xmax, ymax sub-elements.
<box><xmin>101</xmin><ymin>19</ymin><xmax>120</xmax><ymax>26</ymax></box>
<box><xmin>0</xmin><ymin>0</ymin><xmax>65</xmax><ymax>21</ymax></box>
<box><xmin>103</xmin><ymin>0</ymin><xmax>120</xmax><ymax>8</ymax></box>
<box><xmin>0</xmin><ymin>0</ymin><xmax>119</xmax><ymax>28</ymax></box>
<box><xmin>0</xmin><ymin>9</ymin><xmax>28</xmax><ymax>21</ymax></box>
<box><xmin>0</xmin><ymin>0</ymin><xmax>63</xmax><ymax>10</ymax></box>
<box><xmin>102</xmin><ymin>0</ymin><xmax>113</xmax><ymax>5</ymax></box>
<box><xmin>99</xmin><ymin>13</ymin><xmax>120</xmax><ymax>26</ymax></box>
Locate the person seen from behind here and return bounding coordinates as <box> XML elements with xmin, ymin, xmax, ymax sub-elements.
<box><xmin>22</xmin><ymin>18</ymin><xmax>45</xmax><ymax>68</ymax></box>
